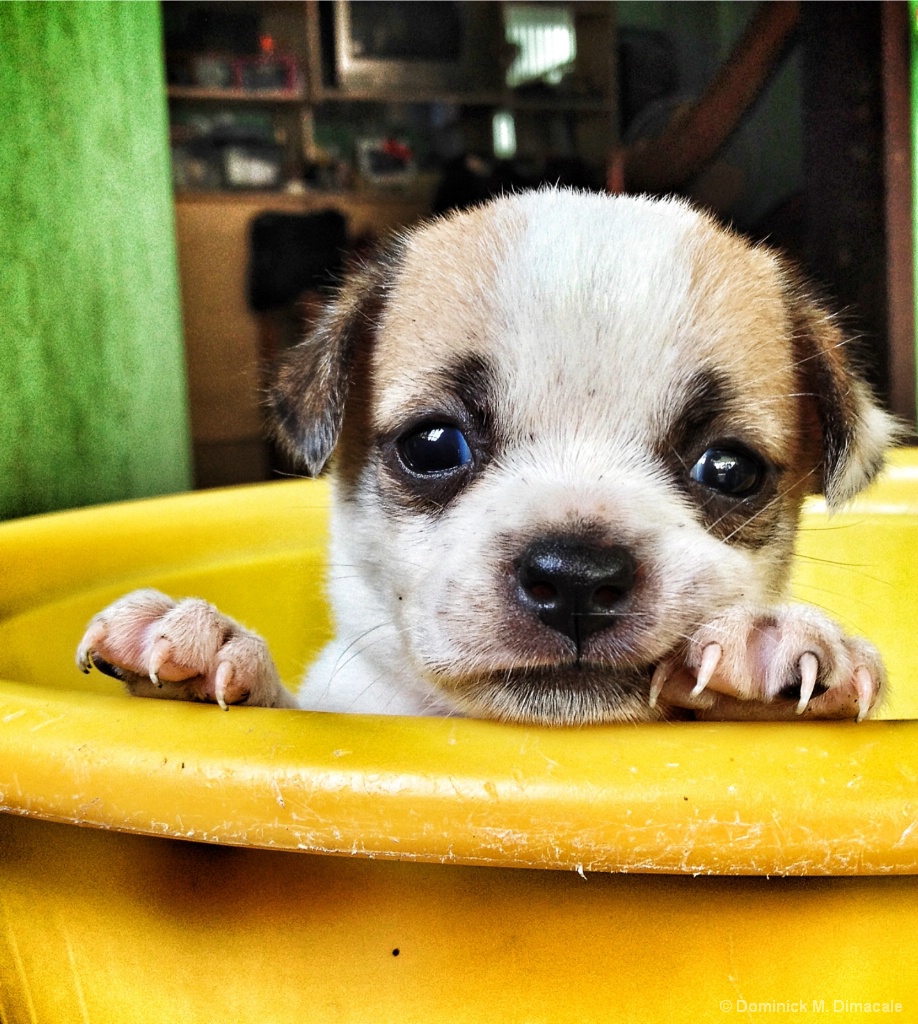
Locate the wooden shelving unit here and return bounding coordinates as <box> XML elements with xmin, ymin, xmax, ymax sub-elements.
<box><xmin>167</xmin><ymin>86</ymin><xmax>306</xmax><ymax>104</ymax></box>
<box><xmin>164</xmin><ymin>0</ymin><xmax>618</xmax><ymax>487</ymax></box>
<box><xmin>166</xmin><ymin>1</ymin><xmax>618</xmax><ymax>196</ymax></box>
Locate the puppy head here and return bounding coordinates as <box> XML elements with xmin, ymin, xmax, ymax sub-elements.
<box><xmin>271</xmin><ymin>190</ymin><xmax>897</xmax><ymax>724</ymax></box>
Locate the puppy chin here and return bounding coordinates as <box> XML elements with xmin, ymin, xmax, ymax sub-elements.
<box><xmin>428</xmin><ymin>663</ymin><xmax>663</xmax><ymax>726</ymax></box>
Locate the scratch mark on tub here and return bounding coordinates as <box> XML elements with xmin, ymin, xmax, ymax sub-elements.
<box><xmin>1</xmin><ymin>892</ymin><xmax>38</xmax><ymax>1024</ymax></box>
<box><xmin>894</xmin><ymin>820</ymin><xmax>918</xmax><ymax>848</ymax></box>
<box><xmin>726</xmin><ymin>931</ymin><xmax>751</xmax><ymax>1021</ymax></box>
<box><xmin>29</xmin><ymin>715</ymin><xmax>66</xmax><ymax>733</ymax></box>
<box><xmin>60</xmin><ymin>920</ymin><xmax>91</xmax><ymax>1024</ymax></box>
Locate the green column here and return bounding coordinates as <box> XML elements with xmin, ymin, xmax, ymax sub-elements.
<box><xmin>0</xmin><ymin>1</ymin><xmax>191</xmax><ymax>520</ymax></box>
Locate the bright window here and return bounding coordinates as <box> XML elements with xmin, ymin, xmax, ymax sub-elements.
<box><xmin>504</xmin><ymin>4</ymin><xmax>577</xmax><ymax>88</ymax></box>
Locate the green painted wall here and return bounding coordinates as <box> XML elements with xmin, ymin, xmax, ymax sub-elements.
<box><xmin>0</xmin><ymin>1</ymin><xmax>191</xmax><ymax>520</ymax></box>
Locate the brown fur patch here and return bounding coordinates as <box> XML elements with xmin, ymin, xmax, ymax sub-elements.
<box><xmin>371</xmin><ymin>203</ymin><xmax>522</xmax><ymax>425</ymax></box>
<box><xmin>779</xmin><ymin>268</ymin><xmax>880</xmax><ymax>502</ymax></box>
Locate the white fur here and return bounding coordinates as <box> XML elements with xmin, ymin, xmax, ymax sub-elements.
<box><xmin>296</xmin><ymin>192</ymin><xmax>842</xmax><ymax>721</ymax></box>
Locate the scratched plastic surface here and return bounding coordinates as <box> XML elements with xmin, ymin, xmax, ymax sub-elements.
<box><xmin>1</xmin><ymin>454</ymin><xmax>918</xmax><ymax>1022</ymax></box>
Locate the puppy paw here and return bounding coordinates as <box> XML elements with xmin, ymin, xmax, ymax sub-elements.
<box><xmin>76</xmin><ymin>589</ymin><xmax>295</xmax><ymax>709</ymax></box>
<box><xmin>650</xmin><ymin>604</ymin><xmax>885</xmax><ymax>722</ymax></box>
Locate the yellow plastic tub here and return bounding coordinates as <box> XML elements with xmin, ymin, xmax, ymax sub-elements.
<box><xmin>2</xmin><ymin>452</ymin><xmax>918</xmax><ymax>1023</ymax></box>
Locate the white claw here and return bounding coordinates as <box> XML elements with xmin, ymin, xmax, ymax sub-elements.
<box><xmin>649</xmin><ymin>664</ymin><xmax>668</xmax><ymax>709</ymax></box>
<box><xmin>796</xmin><ymin>651</ymin><xmax>819</xmax><ymax>714</ymax></box>
<box><xmin>854</xmin><ymin>666</ymin><xmax>874</xmax><ymax>723</ymax></box>
<box><xmin>214</xmin><ymin>661</ymin><xmax>232</xmax><ymax>711</ymax></box>
<box><xmin>691</xmin><ymin>643</ymin><xmax>722</xmax><ymax>698</ymax></box>
<box><xmin>149</xmin><ymin>641</ymin><xmax>167</xmax><ymax>688</ymax></box>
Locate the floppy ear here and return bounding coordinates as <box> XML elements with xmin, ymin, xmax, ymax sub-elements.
<box><xmin>786</xmin><ymin>281</ymin><xmax>901</xmax><ymax>508</ymax></box>
<box><xmin>267</xmin><ymin>261</ymin><xmax>385</xmax><ymax>476</ymax></box>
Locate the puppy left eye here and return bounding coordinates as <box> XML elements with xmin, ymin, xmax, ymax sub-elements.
<box><xmin>690</xmin><ymin>446</ymin><xmax>764</xmax><ymax>497</ymax></box>
<box><xmin>397</xmin><ymin>425</ymin><xmax>473</xmax><ymax>475</ymax></box>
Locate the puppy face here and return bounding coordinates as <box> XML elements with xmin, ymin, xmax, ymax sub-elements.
<box><xmin>272</xmin><ymin>191</ymin><xmax>894</xmax><ymax>724</ymax></box>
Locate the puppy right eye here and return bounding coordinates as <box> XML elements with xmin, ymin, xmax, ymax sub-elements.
<box><xmin>397</xmin><ymin>425</ymin><xmax>473</xmax><ymax>476</ymax></box>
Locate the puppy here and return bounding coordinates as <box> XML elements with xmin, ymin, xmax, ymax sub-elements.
<box><xmin>78</xmin><ymin>189</ymin><xmax>898</xmax><ymax>724</ymax></box>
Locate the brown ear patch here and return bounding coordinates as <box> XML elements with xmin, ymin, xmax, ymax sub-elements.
<box><xmin>785</xmin><ymin>285</ymin><xmax>855</xmax><ymax>492</ymax></box>
<box><xmin>267</xmin><ymin>258</ymin><xmax>392</xmax><ymax>476</ymax></box>
<box><xmin>783</xmin><ymin>270</ymin><xmax>896</xmax><ymax>505</ymax></box>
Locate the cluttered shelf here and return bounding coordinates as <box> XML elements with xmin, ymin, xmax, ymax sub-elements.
<box><xmin>164</xmin><ymin>1</ymin><xmax>617</xmax><ymax>199</ymax></box>
<box><xmin>167</xmin><ymin>85</ymin><xmax>306</xmax><ymax>104</ymax></box>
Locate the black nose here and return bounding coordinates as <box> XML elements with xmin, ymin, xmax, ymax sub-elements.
<box><xmin>515</xmin><ymin>537</ymin><xmax>637</xmax><ymax>647</ymax></box>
